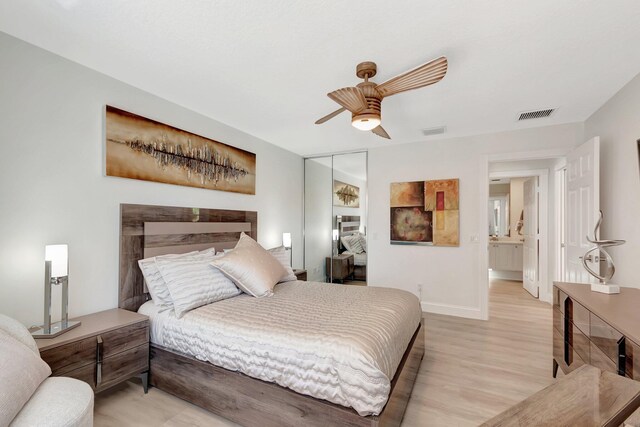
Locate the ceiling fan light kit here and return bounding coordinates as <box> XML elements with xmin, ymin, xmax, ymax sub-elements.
<box><xmin>352</xmin><ymin>113</ymin><xmax>381</xmax><ymax>131</ymax></box>
<box><xmin>316</xmin><ymin>56</ymin><xmax>448</xmax><ymax>140</ymax></box>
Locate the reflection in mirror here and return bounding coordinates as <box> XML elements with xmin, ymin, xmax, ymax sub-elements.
<box><xmin>489</xmin><ymin>181</ymin><xmax>510</xmax><ymax>237</ymax></box>
<box><xmin>304</xmin><ymin>152</ymin><xmax>367</xmax><ymax>285</ymax></box>
<box><xmin>332</xmin><ymin>152</ymin><xmax>367</xmax><ymax>285</ymax></box>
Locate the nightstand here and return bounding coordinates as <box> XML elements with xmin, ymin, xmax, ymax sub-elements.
<box><xmin>325</xmin><ymin>254</ymin><xmax>355</xmax><ymax>283</ymax></box>
<box><xmin>293</xmin><ymin>269</ymin><xmax>307</xmax><ymax>281</ymax></box>
<box><xmin>34</xmin><ymin>308</ymin><xmax>149</xmax><ymax>393</ymax></box>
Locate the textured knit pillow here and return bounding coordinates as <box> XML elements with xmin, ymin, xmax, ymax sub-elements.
<box><xmin>0</xmin><ymin>330</ymin><xmax>52</xmax><ymax>426</ymax></box>
<box><xmin>138</xmin><ymin>247</ymin><xmax>215</xmax><ymax>311</ymax></box>
<box><xmin>358</xmin><ymin>233</ymin><xmax>367</xmax><ymax>252</ymax></box>
<box><xmin>211</xmin><ymin>233</ymin><xmax>286</xmax><ymax>297</ymax></box>
<box><xmin>0</xmin><ymin>314</ymin><xmax>40</xmax><ymax>355</ymax></box>
<box><xmin>345</xmin><ymin>234</ymin><xmax>364</xmax><ymax>254</ymax></box>
<box><xmin>156</xmin><ymin>253</ymin><xmax>240</xmax><ymax>318</ymax></box>
<box><xmin>268</xmin><ymin>246</ymin><xmax>297</xmax><ymax>282</ymax></box>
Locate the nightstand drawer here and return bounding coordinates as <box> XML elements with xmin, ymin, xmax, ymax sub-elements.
<box><xmin>54</xmin><ymin>343</ymin><xmax>149</xmax><ymax>391</ymax></box>
<box><xmin>100</xmin><ymin>343</ymin><xmax>149</xmax><ymax>391</ymax></box>
<box><xmin>40</xmin><ymin>322</ymin><xmax>149</xmax><ymax>375</ymax></box>
<box><xmin>101</xmin><ymin>321</ymin><xmax>149</xmax><ymax>357</ymax></box>
<box><xmin>40</xmin><ymin>335</ymin><xmax>97</xmax><ymax>375</ymax></box>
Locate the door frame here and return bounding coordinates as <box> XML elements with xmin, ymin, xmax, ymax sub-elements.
<box><xmin>554</xmin><ymin>160</ymin><xmax>567</xmax><ymax>283</ymax></box>
<box><xmin>489</xmin><ymin>170</ymin><xmax>548</xmax><ymax>299</ymax></box>
<box><xmin>479</xmin><ymin>148</ymin><xmax>570</xmax><ymax>320</ymax></box>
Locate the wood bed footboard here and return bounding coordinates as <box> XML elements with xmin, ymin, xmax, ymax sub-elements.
<box><xmin>149</xmin><ymin>320</ymin><xmax>425</xmax><ymax>427</ymax></box>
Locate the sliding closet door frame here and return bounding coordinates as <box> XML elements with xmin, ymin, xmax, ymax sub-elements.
<box><xmin>303</xmin><ymin>149</ymin><xmax>368</xmax><ymax>284</ymax></box>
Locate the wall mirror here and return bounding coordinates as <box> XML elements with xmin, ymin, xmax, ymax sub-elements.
<box><xmin>304</xmin><ymin>152</ymin><xmax>367</xmax><ymax>285</ymax></box>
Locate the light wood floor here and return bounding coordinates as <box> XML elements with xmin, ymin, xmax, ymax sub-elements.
<box><xmin>94</xmin><ymin>279</ymin><xmax>554</xmax><ymax>426</ymax></box>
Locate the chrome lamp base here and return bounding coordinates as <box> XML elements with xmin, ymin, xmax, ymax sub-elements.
<box><xmin>590</xmin><ymin>283</ymin><xmax>621</xmax><ymax>295</ymax></box>
<box><xmin>31</xmin><ymin>320</ymin><xmax>81</xmax><ymax>339</ymax></box>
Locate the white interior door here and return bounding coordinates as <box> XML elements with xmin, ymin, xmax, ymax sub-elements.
<box><xmin>565</xmin><ymin>137</ymin><xmax>600</xmax><ymax>283</ymax></box>
<box><xmin>523</xmin><ymin>177</ymin><xmax>539</xmax><ymax>297</ymax></box>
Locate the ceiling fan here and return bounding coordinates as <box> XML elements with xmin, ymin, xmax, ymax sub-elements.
<box><xmin>315</xmin><ymin>56</ymin><xmax>448</xmax><ymax>139</ymax></box>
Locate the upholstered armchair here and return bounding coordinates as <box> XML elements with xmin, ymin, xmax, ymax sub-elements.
<box><xmin>0</xmin><ymin>314</ymin><xmax>94</xmax><ymax>427</ymax></box>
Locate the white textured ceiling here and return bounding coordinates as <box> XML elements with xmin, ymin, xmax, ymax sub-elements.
<box><xmin>1</xmin><ymin>1</ymin><xmax>640</xmax><ymax>156</ymax></box>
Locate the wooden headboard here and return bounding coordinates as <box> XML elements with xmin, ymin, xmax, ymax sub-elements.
<box><xmin>337</xmin><ymin>215</ymin><xmax>360</xmax><ymax>251</ymax></box>
<box><xmin>119</xmin><ymin>204</ymin><xmax>257</xmax><ymax>312</ymax></box>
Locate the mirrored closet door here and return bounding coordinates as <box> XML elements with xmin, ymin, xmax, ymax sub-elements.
<box><xmin>304</xmin><ymin>152</ymin><xmax>367</xmax><ymax>285</ymax></box>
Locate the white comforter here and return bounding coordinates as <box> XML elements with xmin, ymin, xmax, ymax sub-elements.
<box><xmin>139</xmin><ymin>281</ymin><xmax>421</xmax><ymax>416</ymax></box>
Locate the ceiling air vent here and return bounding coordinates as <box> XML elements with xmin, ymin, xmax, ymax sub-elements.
<box><xmin>421</xmin><ymin>126</ymin><xmax>446</xmax><ymax>137</ymax></box>
<box><xmin>517</xmin><ymin>108</ymin><xmax>556</xmax><ymax>121</ymax></box>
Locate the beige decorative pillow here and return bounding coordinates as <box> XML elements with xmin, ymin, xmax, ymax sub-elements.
<box><xmin>0</xmin><ymin>330</ymin><xmax>51</xmax><ymax>426</ymax></box>
<box><xmin>211</xmin><ymin>233</ymin><xmax>286</xmax><ymax>297</ymax></box>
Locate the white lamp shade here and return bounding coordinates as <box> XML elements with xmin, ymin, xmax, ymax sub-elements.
<box><xmin>282</xmin><ymin>232</ymin><xmax>292</xmax><ymax>249</ymax></box>
<box><xmin>351</xmin><ymin>114</ymin><xmax>381</xmax><ymax>131</ymax></box>
<box><xmin>332</xmin><ymin>229</ymin><xmax>339</xmax><ymax>241</ymax></box>
<box><xmin>45</xmin><ymin>244</ymin><xmax>68</xmax><ymax>277</ymax></box>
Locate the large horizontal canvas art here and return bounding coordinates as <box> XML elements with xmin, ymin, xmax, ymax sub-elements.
<box><xmin>390</xmin><ymin>178</ymin><xmax>459</xmax><ymax>246</ymax></box>
<box><xmin>333</xmin><ymin>180</ymin><xmax>360</xmax><ymax>208</ymax></box>
<box><xmin>106</xmin><ymin>106</ymin><xmax>256</xmax><ymax>194</ymax></box>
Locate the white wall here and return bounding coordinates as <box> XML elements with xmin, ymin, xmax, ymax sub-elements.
<box><xmin>584</xmin><ymin>72</ymin><xmax>640</xmax><ymax>288</ymax></box>
<box><xmin>0</xmin><ymin>33</ymin><xmax>303</xmax><ymax>326</ymax></box>
<box><xmin>367</xmin><ymin>123</ymin><xmax>582</xmax><ymax>318</ymax></box>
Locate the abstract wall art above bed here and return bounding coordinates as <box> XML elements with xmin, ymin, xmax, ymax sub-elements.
<box><xmin>106</xmin><ymin>106</ymin><xmax>256</xmax><ymax>194</ymax></box>
<box><xmin>390</xmin><ymin>178</ymin><xmax>459</xmax><ymax>246</ymax></box>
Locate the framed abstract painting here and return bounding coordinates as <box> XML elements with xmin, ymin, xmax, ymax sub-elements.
<box><xmin>390</xmin><ymin>178</ymin><xmax>459</xmax><ymax>246</ymax></box>
<box><xmin>106</xmin><ymin>106</ymin><xmax>256</xmax><ymax>194</ymax></box>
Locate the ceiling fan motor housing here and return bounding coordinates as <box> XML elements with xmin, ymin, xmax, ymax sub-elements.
<box><xmin>351</xmin><ymin>82</ymin><xmax>382</xmax><ymax>129</ymax></box>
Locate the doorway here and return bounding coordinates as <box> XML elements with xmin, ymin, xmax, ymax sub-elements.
<box><xmin>479</xmin><ymin>150</ymin><xmax>569</xmax><ymax>319</ymax></box>
<box><xmin>487</xmin><ymin>168</ymin><xmax>551</xmax><ymax>298</ymax></box>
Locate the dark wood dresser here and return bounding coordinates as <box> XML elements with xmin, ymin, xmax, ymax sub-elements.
<box><xmin>553</xmin><ymin>282</ymin><xmax>640</xmax><ymax>381</ymax></box>
<box><xmin>325</xmin><ymin>254</ymin><xmax>354</xmax><ymax>283</ymax></box>
<box><xmin>35</xmin><ymin>308</ymin><xmax>150</xmax><ymax>393</ymax></box>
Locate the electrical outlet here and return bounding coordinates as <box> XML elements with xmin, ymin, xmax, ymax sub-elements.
<box><xmin>469</xmin><ymin>234</ymin><xmax>479</xmax><ymax>243</ymax></box>
<box><xmin>417</xmin><ymin>283</ymin><xmax>423</xmax><ymax>300</ymax></box>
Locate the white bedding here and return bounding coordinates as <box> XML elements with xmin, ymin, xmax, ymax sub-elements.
<box><xmin>344</xmin><ymin>251</ymin><xmax>367</xmax><ymax>266</ymax></box>
<box><xmin>139</xmin><ymin>281</ymin><xmax>421</xmax><ymax>416</ymax></box>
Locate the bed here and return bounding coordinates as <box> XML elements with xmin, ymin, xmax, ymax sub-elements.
<box><xmin>338</xmin><ymin>215</ymin><xmax>367</xmax><ymax>281</ymax></box>
<box><xmin>119</xmin><ymin>204</ymin><xmax>424</xmax><ymax>427</ymax></box>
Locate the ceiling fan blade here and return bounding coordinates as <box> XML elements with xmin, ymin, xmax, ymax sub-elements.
<box><xmin>371</xmin><ymin>125</ymin><xmax>391</xmax><ymax>139</ymax></box>
<box><xmin>315</xmin><ymin>107</ymin><xmax>346</xmax><ymax>125</ymax></box>
<box><xmin>376</xmin><ymin>56</ymin><xmax>448</xmax><ymax>98</ymax></box>
<box><xmin>327</xmin><ymin>87</ymin><xmax>368</xmax><ymax>113</ymax></box>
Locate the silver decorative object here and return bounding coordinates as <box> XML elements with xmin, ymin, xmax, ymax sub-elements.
<box><xmin>582</xmin><ymin>211</ymin><xmax>625</xmax><ymax>294</ymax></box>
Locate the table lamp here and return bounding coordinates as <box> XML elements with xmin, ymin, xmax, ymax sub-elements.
<box><xmin>31</xmin><ymin>244</ymin><xmax>81</xmax><ymax>338</ymax></box>
<box><xmin>282</xmin><ymin>232</ymin><xmax>292</xmax><ymax>267</ymax></box>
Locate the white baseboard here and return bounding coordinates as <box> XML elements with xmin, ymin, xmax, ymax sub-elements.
<box><xmin>421</xmin><ymin>301</ymin><xmax>484</xmax><ymax>320</ymax></box>
<box><xmin>489</xmin><ymin>270</ymin><xmax>523</xmax><ymax>281</ymax></box>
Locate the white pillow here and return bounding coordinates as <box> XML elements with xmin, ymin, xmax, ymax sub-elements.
<box><xmin>268</xmin><ymin>246</ymin><xmax>297</xmax><ymax>282</ymax></box>
<box><xmin>358</xmin><ymin>233</ymin><xmax>367</xmax><ymax>252</ymax></box>
<box><xmin>211</xmin><ymin>233</ymin><xmax>286</xmax><ymax>298</ymax></box>
<box><xmin>340</xmin><ymin>236</ymin><xmax>354</xmax><ymax>252</ymax></box>
<box><xmin>0</xmin><ymin>330</ymin><xmax>52</xmax><ymax>426</ymax></box>
<box><xmin>138</xmin><ymin>247</ymin><xmax>215</xmax><ymax>311</ymax></box>
<box><xmin>343</xmin><ymin>234</ymin><xmax>364</xmax><ymax>254</ymax></box>
<box><xmin>156</xmin><ymin>253</ymin><xmax>240</xmax><ymax>318</ymax></box>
